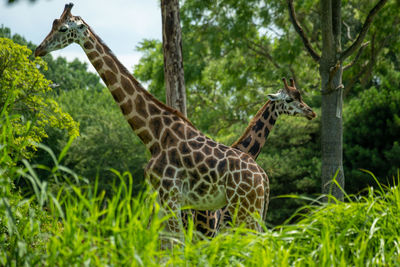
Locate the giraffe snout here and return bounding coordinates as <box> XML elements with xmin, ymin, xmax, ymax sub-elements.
<box><xmin>34</xmin><ymin>45</ymin><xmax>47</xmax><ymax>57</ymax></box>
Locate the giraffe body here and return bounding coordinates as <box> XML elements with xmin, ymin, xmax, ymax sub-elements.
<box><xmin>35</xmin><ymin>3</ymin><xmax>269</xmax><ymax>236</ymax></box>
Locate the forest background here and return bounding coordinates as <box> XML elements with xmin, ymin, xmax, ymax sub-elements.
<box><xmin>1</xmin><ymin>0</ymin><xmax>400</xmax><ymax>227</ymax></box>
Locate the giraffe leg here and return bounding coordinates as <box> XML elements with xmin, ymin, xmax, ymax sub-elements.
<box><xmin>158</xmin><ymin>183</ymin><xmax>184</xmax><ymax>249</ymax></box>
<box><xmin>193</xmin><ymin>210</ymin><xmax>220</xmax><ymax>238</ymax></box>
<box><xmin>225</xmin><ymin>186</ymin><xmax>264</xmax><ymax>232</ymax></box>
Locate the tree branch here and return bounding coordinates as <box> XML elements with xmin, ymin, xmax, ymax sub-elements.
<box><xmin>340</xmin><ymin>0</ymin><xmax>388</xmax><ymax>61</ymax></box>
<box><xmin>343</xmin><ymin>41</ymin><xmax>369</xmax><ymax>70</ymax></box>
<box><xmin>287</xmin><ymin>0</ymin><xmax>321</xmax><ymax>62</ymax></box>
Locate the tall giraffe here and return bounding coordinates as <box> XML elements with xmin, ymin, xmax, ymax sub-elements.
<box><xmin>191</xmin><ymin>78</ymin><xmax>316</xmax><ymax>237</ymax></box>
<box><xmin>35</xmin><ymin>3</ymin><xmax>269</xmax><ymax>239</ymax></box>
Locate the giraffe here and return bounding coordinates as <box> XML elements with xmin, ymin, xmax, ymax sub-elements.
<box><xmin>190</xmin><ymin>78</ymin><xmax>316</xmax><ymax>237</ymax></box>
<box><xmin>35</xmin><ymin>3</ymin><xmax>269</xmax><ymax>240</ymax></box>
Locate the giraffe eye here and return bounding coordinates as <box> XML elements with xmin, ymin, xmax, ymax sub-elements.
<box><xmin>78</xmin><ymin>24</ymin><xmax>85</xmax><ymax>29</ymax></box>
<box><xmin>59</xmin><ymin>26</ymin><xmax>68</xmax><ymax>32</ymax></box>
<box><xmin>286</xmin><ymin>98</ymin><xmax>294</xmax><ymax>103</ymax></box>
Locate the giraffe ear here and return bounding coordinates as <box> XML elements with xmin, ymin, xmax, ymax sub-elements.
<box><xmin>267</xmin><ymin>93</ymin><xmax>281</xmax><ymax>101</ymax></box>
<box><xmin>267</xmin><ymin>90</ymin><xmax>286</xmax><ymax>101</ymax></box>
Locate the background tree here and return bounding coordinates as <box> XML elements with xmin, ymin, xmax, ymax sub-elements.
<box><xmin>288</xmin><ymin>0</ymin><xmax>388</xmax><ymax>200</ymax></box>
<box><xmin>161</xmin><ymin>0</ymin><xmax>187</xmax><ymax>115</ymax></box>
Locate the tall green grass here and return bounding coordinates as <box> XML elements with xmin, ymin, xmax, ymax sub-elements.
<box><xmin>1</xmin><ymin>108</ymin><xmax>400</xmax><ymax>265</ymax></box>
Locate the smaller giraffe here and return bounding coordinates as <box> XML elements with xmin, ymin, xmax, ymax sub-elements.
<box><xmin>189</xmin><ymin>78</ymin><xmax>316</xmax><ymax>237</ymax></box>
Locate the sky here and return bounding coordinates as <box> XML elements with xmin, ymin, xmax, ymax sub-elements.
<box><xmin>0</xmin><ymin>0</ymin><xmax>162</xmax><ymax>72</ymax></box>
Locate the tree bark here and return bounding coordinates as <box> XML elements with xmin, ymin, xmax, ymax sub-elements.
<box><xmin>319</xmin><ymin>0</ymin><xmax>344</xmax><ymax>201</ymax></box>
<box><xmin>161</xmin><ymin>0</ymin><xmax>187</xmax><ymax>116</ymax></box>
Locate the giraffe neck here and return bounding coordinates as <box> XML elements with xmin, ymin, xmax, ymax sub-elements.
<box><xmin>232</xmin><ymin>100</ymin><xmax>279</xmax><ymax>160</ymax></box>
<box><xmin>79</xmin><ymin>29</ymin><xmax>195</xmax><ymax>152</ymax></box>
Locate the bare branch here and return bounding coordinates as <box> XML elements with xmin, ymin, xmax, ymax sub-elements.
<box><xmin>343</xmin><ymin>21</ymin><xmax>354</xmax><ymax>42</ymax></box>
<box><xmin>287</xmin><ymin>0</ymin><xmax>321</xmax><ymax>62</ymax></box>
<box><xmin>343</xmin><ymin>41</ymin><xmax>369</xmax><ymax>70</ymax></box>
<box><xmin>340</xmin><ymin>0</ymin><xmax>388</xmax><ymax>61</ymax></box>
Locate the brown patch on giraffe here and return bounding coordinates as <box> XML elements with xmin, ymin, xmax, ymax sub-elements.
<box><xmin>163</xmin><ymin>116</ymin><xmax>172</xmax><ymax>126</ymax></box>
<box><xmin>206</xmin><ymin>140</ymin><xmax>217</xmax><ymax>148</ymax></box>
<box><xmin>233</xmin><ymin>172</ymin><xmax>241</xmax><ymax>184</ymax></box>
<box><xmin>183</xmin><ymin>155</ymin><xmax>194</xmax><ymax>169</ymax></box>
<box><xmin>248</xmin><ymin>163</ymin><xmax>259</xmax><ymax>173</ymax></box>
<box><xmin>217</xmin><ymin>159</ymin><xmax>227</xmax><ymax>176</ymax></box>
<box><xmin>161</xmin><ymin>128</ymin><xmax>179</xmax><ymax>149</ymax></box>
<box><xmin>186</xmin><ymin>127</ymin><xmax>198</xmax><ymax>139</ymax></box>
<box><xmin>120</xmin><ymin>75</ymin><xmax>135</xmax><ymax>95</ymax></box>
<box><xmin>188</xmin><ymin>141</ymin><xmax>203</xmax><ymax>150</ymax></box>
<box><xmin>240</xmin><ymin>182</ymin><xmax>251</xmax><ymax>192</ymax></box>
<box><xmin>236</xmin><ymin>186</ymin><xmax>246</xmax><ymax>197</ymax></box>
<box><xmin>134</xmin><ymin>94</ymin><xmax>149</xmax><ymax>118</ymax></box>
<box><xmin>213</xmin><ymin>148</ymin><xmax>224</xmax><ymax>159</ymax></box>
<box><xmin>229</xmin><ymin>158</ymin><xmax>240</xmax><ymax>170</ymax></box>
<box><xmin>120</xmin><ymin>100</ymin><xmax>133</xmax><ymax>115</ymax></box>
<box><xmin>202</xmin><ymin>145</ymin><xmax>212</xmax><ymax>155</ymax></box>
<box><xmin>198</xmin><ymin>163</ymin><xmax>209</xmax><ymax>175</ymax></box>
<box><xmin>205</xmin><ymin>157</ymin><xmax>217</xmax><ymax>169</ymax></box>
<box><xmin>128</xmin><ymin>116</ymin><xmax>145</xmax><ymax>130</ymax></box>
<box><xmin>162</xmin><ymin>178</ymin><xmax>174</xmax><ymax>190</ymax></box>
<box><xmin>189</xmin><ymin>170</ymin><xmax>200</xmax><ymax>182</ymax></box>
<box><xmin>149</xmin><ymin>117</ymin><xmax>162</xmax><ymax>139</ymax></box>
<box><xmin>179</xmin><ymin>142</ymin><xmax>191</xmax><ymax>155</ymax></box>
<box><xmin>148</xmin><ymin>103</ymin><xmax>161</xmax><ymax>115</ymax></box>
<box><xmin>203</xmin><ymin>174</ymin><xmax>212</xmax><ymax>183</ymax></box>
<box><xmin>210</xmin><ymin>170</ymin><xmax>218</xmax><ymax>182</ymax></box>
<box><xmin>247</xmin><ymin>189</ymin><xmax>257</xmax><ymax>202</ymax></box>
<box><xmin>196</xmin><ymin>136</ymin><xmax>205</xmax><ymax>142</ymax></box>
<box><xmin>111</xmin><ymin>87</ymin><xmax>125</xmax><ymax>103</ymax></box>
<box><xmin>83</xmin><ymin>41</ymin><xmax>93</xmax><ymax>49</ymax></box>
<box><xmin>226</xmin><ymin>150</ymin><xmax>236</xmax><ymax>157</ymax></box>
<box><xmin>171</xmin><ymin>122</ymin><xmax>185</xmax><ymax>139</ymax></box>
<box><xmin>153</xmin><ymin>152</ymin><xmax>167</xmax><ymax>176</ymax></box>
<box><xmin>241</xmin><ymin>161</ymin><xmax>247</xmax><ymax>169</ymax></box>
<box><xmin>193</xmin><ymin>151</ymin><xmax>205</xmax><ymax>164</ymax></box>
<box><xmin>137</xmin><ymin>129</ymin><xmax>152</xmax><ymax>144</ymax></box>
<box><xmin>168</xmin><ymin>148</ymin><xmax>180</xmax><ymax>166</ymax></box>
<box><xmin>256</xmin><ymin>185</ymin><xmax>264</xmax><ymax>198</ymax></box>
<box><xmin>103</xmin><ymin>70</ymin><xmax>117</xmax><ymax>85</ymax></box>
<box><xmin>104</xmin><ymin>55</ymin><xmax>118</xmax><ymax>73</ymax></box>
<box><xmin>95</xmin><ymin>43</ymin><xmax>104</xmax><ymax>53</ymax></box>
<box><xmin>195</xmin><ymin>182</ymin><xmax>209</xmax><ymax>195</ymax></box>
<box><xmin>93</xmin><ymin>59</ymin><xmax>103</xmax><ymax>70</ymax></box>
<box><xmin>149</xmin><ymin>142</ymin><xmax>161</xmax><ymax>157</ymax></box>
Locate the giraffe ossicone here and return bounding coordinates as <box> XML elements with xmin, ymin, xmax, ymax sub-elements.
<box><xmin>35</xmin><ymin>3</ymin><xmax>270</xmax><ymax>241</ymax></box>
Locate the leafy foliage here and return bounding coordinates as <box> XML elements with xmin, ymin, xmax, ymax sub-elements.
<box><xmin>0</xmin><ymin>38</ymin><xmax>78</xmax><ymax>159</ymax></box>
<box><xmin>344</xmin><ymin>86</ymin><xmax>400</xmax><ymax>193</ymax></box>
<box><xmin>34</xmin><ymin>88</ymin><xmax>148</xmax><ymax>193</ymax></box>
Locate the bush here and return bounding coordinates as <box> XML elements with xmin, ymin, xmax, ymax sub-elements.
<box><xmin>344</xmin><ymin>86</ymin><xmax>400</xmax><ymax>193</ymax></box>
<box><xmin>0</xmin><ymin>37</ymin><xmax>78</xmax><ymax>160</ymax></box>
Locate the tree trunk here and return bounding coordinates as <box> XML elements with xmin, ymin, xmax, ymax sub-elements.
<box><xmin>320</xmin><ymin>0</ymin><xmax>344</xmax><ymax>201</ymax></box>
<box><xmin>161</xmin><ymin>0</ymin><xmax>187</xmax><ymax>116</ymax></box>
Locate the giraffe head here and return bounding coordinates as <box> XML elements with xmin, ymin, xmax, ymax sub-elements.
<box><xmin>267</xmin><ymin>78</ymin><xmax>317</xmax><ymax>120</ymax></box>
<box><xmin>35</xmin><ymin>3</ymin><xmax>89</xmax><ymax>57</ymax></box>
